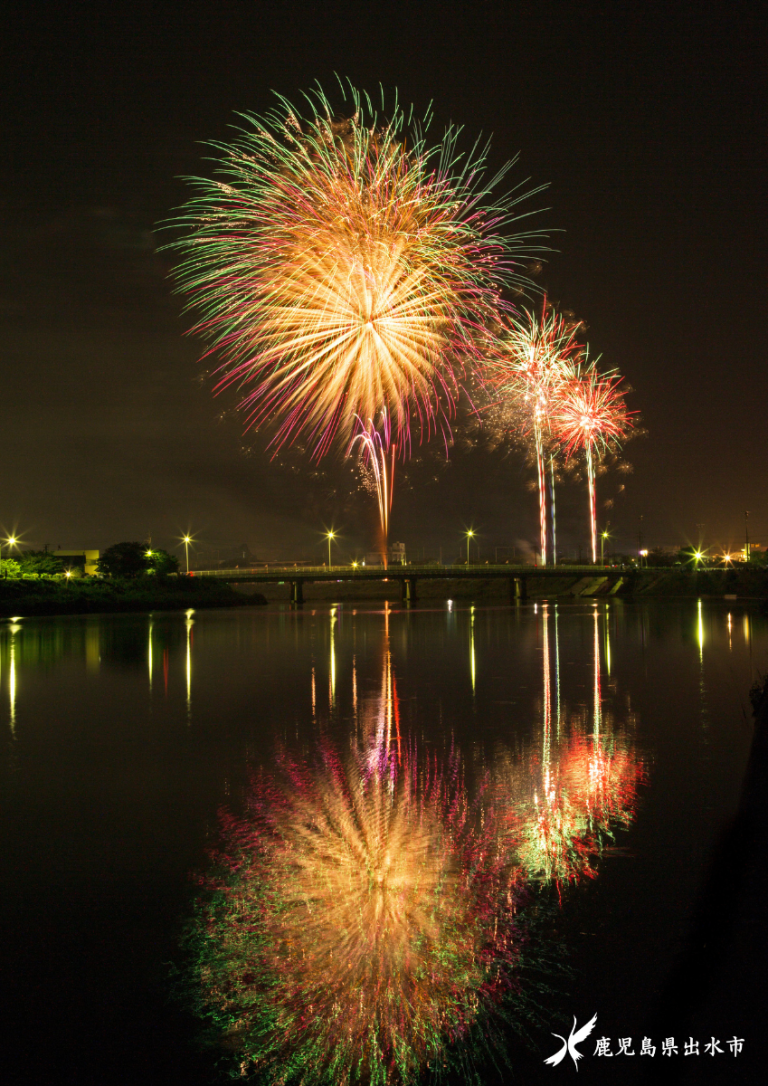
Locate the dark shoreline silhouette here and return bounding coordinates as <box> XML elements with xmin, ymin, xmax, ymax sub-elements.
<box><xmin>0</xmin><ymin>577</ymin><xmax>267</xmax><ymax>617</ymax></box>
<box><xmin>635</xmin><ymin>678</ymin><xmax>768</xmax><ymax>1084</ymax></box>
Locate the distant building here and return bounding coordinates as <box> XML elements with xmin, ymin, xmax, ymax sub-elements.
<box><xmin>738</xmin><ymin>542</ymin><xmax>762</xmax><ymax>562</ymax></box>
<box><xmin>55</xmin><ymin>549</ymin><xmax>100</xmax><ymax>575</ymax></box>
<box><xmin>363</xmin><ymin>542</ymin><xmax>406</xmax><ymax>567</ymax></box>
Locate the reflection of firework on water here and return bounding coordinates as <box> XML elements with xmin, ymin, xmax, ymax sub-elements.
<box><xmin>523</xmin><ymin>735</ymin><xmax>644</xmax><ymax>888</ymax></box>
<box><xmin>519</xmin><ymin>775</ymin><xmax>595</xmax><ymax>889</ymax></box>
<box><xmin>187</xmin><ymin>742</ymin><xmax>526</xmax><ymax>1084</ymax></box>
<box><xmin>351</xmin><ymin>412</ymin><xmax>395</xmax><ymax>564</ymax></box>
<box><xmin>169</xmin><ymin>82</ymin><xmax>547</xmax><ymax>460</ymax></box>
<box><xmin>484</xmin><ymin>306</ymin><xmax>582</xmax><ymax>565</ymax></box>
<box><xmin>551</xmin><ymin>366</ymin><xmax>635</xmax><ymax>563</ymax></box>
<box><xmin>497</xmin><ymin>732</ymin><xmax>645</xmax><ymax>892</ymax></box>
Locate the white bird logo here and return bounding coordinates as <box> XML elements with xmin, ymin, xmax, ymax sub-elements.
<box><xmin>543</xmin><ymin>1013</ymin><xmax>598</xmax><ymax>1070</ymax></box>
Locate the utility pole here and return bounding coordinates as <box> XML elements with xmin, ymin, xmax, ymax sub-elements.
<box><xmin>745</xmin><ymin>510</ymin><xmax>751</xmax><ymax>561</ymax></box>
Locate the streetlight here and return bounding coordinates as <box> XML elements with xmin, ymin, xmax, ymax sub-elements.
<box><xmin>182</xmin><ymin>535</ymin><xmax>192</xmax><ymax>574</ymax></box>
<box><xmin>326</xmin><ymin>530</ymin><xmax>336</xmax><ymax>569</ymax></box>
<box><xmin>1</xmin><ymin>535</ymin><xmax>17</xmax><ymax>578</ymax></box>
<box><xmin>600</xmin><ymin>530</ymin><xmax>610</xmax><ymax>565</ymax></box>
<box><xmin>693</xmin><ymin>549</ymin><xmax>704</xmax><ymax>567</ymax></box>
<box><xmin>465</xmin><ymin>529</ymin><xmax>475</xmax><ymax>565</ymax></box>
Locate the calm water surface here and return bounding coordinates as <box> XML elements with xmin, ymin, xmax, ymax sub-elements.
<box><xmin>1</xmin><ymin>599</ymin><xmax>766</xmax><ymax>1085</ymax></box>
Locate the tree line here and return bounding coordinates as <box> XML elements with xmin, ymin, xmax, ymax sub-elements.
<box><xmin>0</xmin><ymin>542</ymin><xmax>180</xmax><ymax>579</ymax></box>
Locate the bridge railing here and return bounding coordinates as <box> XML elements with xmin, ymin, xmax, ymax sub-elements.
<box><xmin>189</xmin><ymin>563</ymin><xmax>675</xmax><ymax>579</ymax></box>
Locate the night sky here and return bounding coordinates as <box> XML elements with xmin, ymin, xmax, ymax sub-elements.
<box><xmin>3</xmin><ymin>1</ymin><xmax>766</xmax><ymax>563</ymax></box>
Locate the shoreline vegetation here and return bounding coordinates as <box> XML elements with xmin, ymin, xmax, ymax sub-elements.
<box><xmin>0</xmin><ymin>566</ymin><xmax>765</xmax><ymax>618</ymax></box>
<box><xmin>0</xmin><ymin>576</ymin><xmax>267</xmax><ymax>618</ymax></box>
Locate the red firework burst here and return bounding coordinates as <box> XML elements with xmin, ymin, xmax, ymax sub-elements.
<box><xmin>551</xmin><ymin>367</ymin><xmax>635</xmax><ymax>563</ymax></box>
<box><xmin>551</xmin><ymin>367</ymin><xmax>635</xmax><ymax>461</ymax></box>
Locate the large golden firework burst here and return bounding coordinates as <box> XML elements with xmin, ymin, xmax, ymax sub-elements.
<box><xmin>169</xmin><ymin>82</ymin><xmax>546</xmax><ymax>458</ymax></box>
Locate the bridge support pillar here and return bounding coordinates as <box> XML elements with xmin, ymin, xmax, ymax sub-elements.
<box><xmin>289</xmin><ymin>579</ymin><xmax>304</xmax><ymax>605</ymax></box>
<box><xmin>400</xmin><ymin>577</ymin><xmax>417</xmax><ymax>604</ymax></box>
<box><xmin>511</xmin><ymin>576</ymin><xmax>527</xmax><ymax>602</ymax></box>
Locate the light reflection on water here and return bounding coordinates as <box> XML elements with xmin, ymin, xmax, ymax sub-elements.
<box><xmin>185</xmin><ymin>608</ymin><xmax>194</xmax><ymax>715</ymax></box>
<box><xmin>1</xmin><ymin>598</ymin><xmax>762</xmax><ymax>784</ymax></box>
<box><xmin>8</xmin><ymin>620</ymin><xmax>19</xmax><ymax>734</ymax></box>
<box><xmin>0</xmin><ymin>599</ymin><xmax>765</xmax><ymax>1083</ymax></box>
<box><xmin>183</xmin><ymin>600</ymin><xmax>647</xmax><ymax>1082</ymax></box>
<box><xmin>0</xmin><ymin>598</ymin><xmax>762</xmax><ymax>789</ymax></box>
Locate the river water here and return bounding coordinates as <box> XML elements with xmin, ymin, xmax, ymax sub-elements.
<box><xmin>1</xmin><ymin>599</ymin><xmax>765</xmax><ymax>1085</ymax></box>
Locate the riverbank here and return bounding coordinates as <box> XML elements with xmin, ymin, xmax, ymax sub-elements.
<box><xmin>0</xmin><ymin>577</ymin><xmax>267</xmax><ymax>617</ymax></box>
<box><xmin>633</xmin><ymin>565</ymin><xmax>768</xmax><ymax>599</ymax></box>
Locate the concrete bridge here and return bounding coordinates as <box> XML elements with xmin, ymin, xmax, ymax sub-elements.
<box><xmin>189</xmin><ymin>562</ymin><xmax>685</xmax><ymax>604</ymax></box>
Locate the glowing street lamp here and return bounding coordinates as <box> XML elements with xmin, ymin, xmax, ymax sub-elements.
<box><xmin>693</xmin><ymin>549</ymin><xmax>704</xmax><ymax>567</ymax></box>
<box><xmin>326</xmin><ymin>530</ymin><xmax>336</xmax><ymax>569</ymax></box>
<box><xmin>600</xmin><ymin>530</ymin><xmax>610</xmax><ymax>565</ymax></box>
<box><xmin>722</xmin><ymin>552</ymin><xmax>733</xmax><ymax>565</ymax></box>
<box><xmin>2</xmin><ymin>534</ymin><xmax>18</xmax><ymax>562</ymax></box>
<box><xmin>182</xmin><ymin>535</ymin><xmax>192</xmax><ymax>574</ymax></box>
<box><xmin>465</xmin><ymin>529</ymin><xmax>475</xmax><ymax>565</ymax></box>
